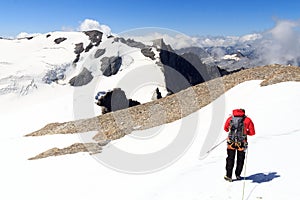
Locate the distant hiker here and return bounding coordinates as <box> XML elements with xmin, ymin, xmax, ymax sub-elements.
<box><xmin>223</xmin><ymin>108</ymin><xmax>255</xmax><ymax>182</ymax></box>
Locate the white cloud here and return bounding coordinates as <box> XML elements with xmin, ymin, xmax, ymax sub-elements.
<box><xmin>77</xmin><ymin>19</ymin><xmax>111</xmax><ymax>36</ymax></box>
<box><xmin>194</xmin><ymin>19</ymin><xmax>300</xmax><ymax>66</ymax></box>
<box><xmin>152</xmin><ymin>33</ymin><xmax>197</xmax><ymax>49</ymax></box>
<box><xmin>121</xmin><ymin>31</ymin><xmax>198</xmax><ymax>49</ymax></box>
<box><xmin>257</xmin><ymin>19</ymin><xmax>300</xmax><ymax>65</ymax></box>
<box><xmin>197</xmin><ymin>37</ymin><xmax>232</xmax><ymax>47</ymax></box>
<box><xmin>195</xmin><ymin>34</ymin><xmax>262</xmax><ymax>47</ymax></box>
<box><xmin>268</xmin><ymin>20</ymin><xmax>299</xmax><ymax>40</ymax></box>
<box><xmin>239</xmin><ymin>33</ymin><xmax>262</xmax><ymax>42</ymax></box>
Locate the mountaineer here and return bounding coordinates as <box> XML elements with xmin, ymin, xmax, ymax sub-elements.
<box><xmin>223</xmin><ymin>108</ymin><xmax>255</xmax><ymax>182</ymax></box>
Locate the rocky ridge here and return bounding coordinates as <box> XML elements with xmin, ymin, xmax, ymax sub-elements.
<box><xmin>26</xmin><ymin>64</ymin><xmax>300</xmax><ymax>160</ymax></box>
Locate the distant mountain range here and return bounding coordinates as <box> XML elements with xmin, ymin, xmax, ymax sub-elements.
<box><xmin>176</xmin><ymin>43</ymin><xmax>260</xmax><ymax>71</ymax></box>
<box><xmin>1</xmin><ymin>30</ymin><xmax>299</xmax><ymax>114</ymax></box>
<box><xmin>176</xmin><ymin>34</ymin><xmax>300</xmax><ymax>70</ymax></box>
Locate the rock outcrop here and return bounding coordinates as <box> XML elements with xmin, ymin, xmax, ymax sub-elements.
<box><xmin>96</xmin><ymin>88</ymin><xmax>141</xmax><ymax>114</ymax></box>
<box><xmin>84</xmin><ymin>30</ymin><xmax>103</xmax><ymax>46</ymax></box>
<box><xmin>69</xmin><ymin>67</ymin><xmax>93</xmax><ymax>86</ymax></box>
<box><xmin>26</xmin><ymin>64</ymin><xmax>300</xmax><ymax>159</ymax></box>
<box><xmin>54</xmin><ymin>37</ymin><xmax>67</xmax><ymax>44</ymax></box>
<box><xmin>100</xmin><ymin>56</ymin><xmax>122</xmax><ymax>76</ymax></box>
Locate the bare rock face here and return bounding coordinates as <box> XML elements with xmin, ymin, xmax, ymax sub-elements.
<box><xmin>74</xmin><ymin>43</ymin><xmax>84</xmax><ymax>54</ymax></box>
<box><xmin>54</xmin><ymin>37</ymin><xmax>67</xmax><ymax>44</ymax></box>
<box><xmin>156</xmin><ymin>39</ymin><xmax>223</xmax><ymax>94</ymax></box>
<box><xmin>94</xmin><ymin>48</ymin><xmax>106</xmax><ymax>58</ymax></box>
<box><xmin>96</xmin><ymin>88</ymin><xmax>141</xmax><ymax>114</ymax></box>
<box><xmin>73</xmin><ymin>55</ymin><xmax>80</xmax><ymax>64</ymax></box>
<box><xmin>84</xmin><ymin>30</ymin><xmax>103</xmax><ymax>46</ymax></box>
<box><xmin>28</xmin><ymin>143</ymin><xmax>104</xmax><ymax>160</ymax></box>
<box><xmin>73</xmin><ymin>30</ymin><xmax>104</xmax><ymax>63</ymax></box>
<box><xmin>160</xmin><ymin>49</ymin><xmax>207</xmax><ymax>93</ymax></box>
<box><xmin>114</xmin><ymin>37</ymin><xmax>146</xmax><ymax>49</ymax></box>
<box><xmin>158</xmin><ymin>39</ymin><xmax>240</xmax><ymax>94</ymax></box>
<box><xmin>69</xmin><ymin>67</ymin><xmax>93</xmax><ymax>86</ymax></box>
<box><xmin>141</xmin><ymin>47</ymin><xmax>155</xmax><ymax>60</ymax></box>
<box><xmin>100</xmin><ymin>56</ymin><xmax>122</xmax><ymax>76</ymax></box>
<box><xmin>152</xmin><ymin>88</ymin><xmax>162</xmax><ymax>100</ymax></box>
<box><xmin>85</xmin><ymin>43</ymin><xmax>94</xmax><ymax>52</ymax></box>
<box><xmin>72</xmin><ymin>43</ymin><xmax>85</xmax><ymax>64</ymax></box>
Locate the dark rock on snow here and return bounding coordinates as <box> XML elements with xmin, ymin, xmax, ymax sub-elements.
<box><xmin>94</xmin><ymin>49</ymin><xmax>106</xmax><ymax>58</ymax></box>
<box><xmin>100</xmin><ymin>56</ymin><xmax>122</xmax><ymax>76</ymax></box>
<box><xmin>96</xmin><ymin>88</ymin><xmax>141</xmax><ymax>114</ymax></box>
<box><xmin>73</xmin><ymin>54</ymin><xmax>80</xmax><ymax>64</ymax></box>
<box><xmin>54</xmin><ymin>37</ymin><xmax>67</xmax><ymax>44</ymax></box>
<box><xmin>84</xmin><ymin>30</ymin><xmax>103</xmax><ymax>46</ymax></box>
<box><xmin>141</xmin><ymin>47</ymin><xmax>155</xmax><ymax>60</ymax></box>
<box><xmin>114</xmin><ymin>37</ymin><xmax>146</xmax><ymax>49</ymax></box>
<box><xmin>85</xmin><ymin>43</ymin><xmax>94</xmax><ymax>52</ymax></box>
<box><xmin>154</xmin><ymin>88</ymin><xmax>162</xmax><ymax>100</ymax></box>
<box><xmin>158</xmin><ymin>39</ymin><xmax>232</xmax><ymax>93</ymax></box>
<box><xmin>74</xmin><ymin>43</ymin><xmax>84</xmax><ymax>54</ymax></box>
<box><xmin>69</xmin><ymin>67</ymin><xmax>93</xmax><ymax>86</ymax></box>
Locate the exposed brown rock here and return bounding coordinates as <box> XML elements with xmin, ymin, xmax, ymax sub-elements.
<box><xmin>28</xmin><ymin>143</ymin><xmax>103</xmax><ymax>160</ymax></box>
<box><xmin>26</xmin><ymin>64</ymin><xmax>300</xmax><ymax>159</ymax></box>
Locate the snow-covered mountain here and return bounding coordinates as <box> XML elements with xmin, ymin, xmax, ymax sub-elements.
<box><xmin>2</xmin><ymin>30</ymin><xmax>243</xmax><ymax>114</ymax></box>
<box><xmin>176</xmin><ymin>40</ymin><xmax>261</xmax><ymax>71</ymax></box>
<box><xmin>3</xmin><ymin>29</ymin><xmax>299</xmax><ymax>105</ymax></box>
<box><xmin>1</xmin><ymin>27</ymin><xmax>300</xmax><ymax>200</ymax></box>
<box><xmin>176</xmin><ymin>32</ymin><xmax>300</xmax><ymax>71</ymax></box>
<box><xmin>0</xmin><ymin>31</ymin><xmax>167</xmax><ymax>102</ymax></box>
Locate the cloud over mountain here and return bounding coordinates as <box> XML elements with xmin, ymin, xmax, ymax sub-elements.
<box><xmin>123</xmin><ymin>31</ymin><xmax>199</xmax><ymax>49</ymax></box>
<box><xmin>78</xmin><ymin>19</ymin><xmax>111</xmax><ymax>36</ymax></box>
<box><xmin>258</xmin><ymin>19</ymin><xmax>300</xmax><ymax>65</ymax></box>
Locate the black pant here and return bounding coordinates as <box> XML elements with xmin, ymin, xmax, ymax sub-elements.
<box><xmin>226</xmin><ymin>149</ymin><xmax>245</xmax><ymax>178</ymax></box>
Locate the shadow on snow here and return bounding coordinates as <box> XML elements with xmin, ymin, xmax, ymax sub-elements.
<box><xmin>244</xmin><ymin>172</ymin><xmax>280</xmax><ymax>183</ymax></box>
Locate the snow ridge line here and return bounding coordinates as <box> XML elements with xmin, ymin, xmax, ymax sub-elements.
<box><xmin>26</xmin><ymin>64</ymin><xmax>300</xmax><ymax>159</ymax></box>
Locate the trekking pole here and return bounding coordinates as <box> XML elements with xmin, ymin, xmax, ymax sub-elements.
<box><xmin>206</xmin><ymin>138</ymin><xmax>227</xmax><ymax>154</ymax></box>
<box><xmin>242</xmin><ymin>147</ymin><xmax>249</xmax><ymax>200</ymax></box>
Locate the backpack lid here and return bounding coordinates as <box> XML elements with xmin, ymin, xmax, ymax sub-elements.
<box><xmin>232</xmin><ymin>109</ymin><xmax>245</xmax><ymax>117</ymax></box>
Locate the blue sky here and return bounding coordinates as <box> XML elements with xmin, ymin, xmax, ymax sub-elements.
<box><xmin>1</xmin><ymin>0</ymin><xmax>300</xmax><ymax>37</ymax></box>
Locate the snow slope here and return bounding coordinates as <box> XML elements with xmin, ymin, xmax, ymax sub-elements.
<box><xmin>0</xmin><ymin>32</ymin><xmax>167</xmax><ymax>104</ymax></box>
<box><xmin>1</xmin><ymin>79</ymin><xmax>300</xmax><ymax>200</ymax></box>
